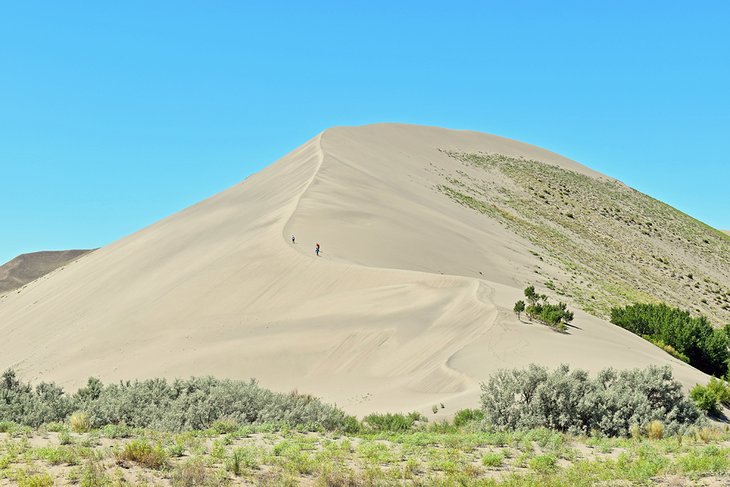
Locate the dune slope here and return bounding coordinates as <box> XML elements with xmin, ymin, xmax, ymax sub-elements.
<box><xmin>0</xmin><ymin>124</ymin><xmax>716</xmax><ymax>416</ymax></box>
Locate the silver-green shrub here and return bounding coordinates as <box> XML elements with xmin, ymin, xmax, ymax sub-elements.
<box><xmin>0</xmin><ymin>370</ymin><xmax>72</xmax><ymax>427</ymax></box>
<box><xmin>0</xmin><ymin>370</ymin><xmax>349</xmax><ymax>431</ymax></box>
<box><xmin>480</xmin><ymin>364</ymin><xmax>701</xmax><ymax>436</ymax></box>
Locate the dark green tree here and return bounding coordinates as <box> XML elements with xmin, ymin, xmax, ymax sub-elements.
<box><xmin>514</xmin><ymin>300</ymin><xmax>526</xmax><ymax>320</ymax></box>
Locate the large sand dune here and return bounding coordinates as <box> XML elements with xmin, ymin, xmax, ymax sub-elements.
<box><xmin>0</xmin><ymin>124</ymin><xmax>711</xmax><ymax>416</ymax></box>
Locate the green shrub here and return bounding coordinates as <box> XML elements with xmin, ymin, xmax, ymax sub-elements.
<box><xmin>362</xmin><ymin>412</ymin><xmax>425</xmax><ymax>432</ymax></box>
<box><xmin>0</xmin><ymin>370</ymin><xmax>349</xmax><ymax>432</ymax></box>
<box><xmin>0</xmin><ymin>370</ymin><xmax>72</xmax><ymax>427</ymax></box>
<box><xmin>59</xmin><ymin>430</ymin><xmax>73</xmax><ymax>445</ymax></box>
<box><xmin>707</xmin><ymin>377</ymin><xmax>730</xmax><ymax>407</ymax></box>
<box><xmin>225</xmin><ymin>446</ymin><xmax>259</xmax><ymax>475</ymax></box>
<box><xmin>117</xmin><ymin>439</ymin><xmax>168</xmax><ymax>469</ymax></box>
<box><xmin>521</xmin><ymin>286</ymin><xmax>573</xmax><ymax>330</ymax></box>
<box><xmin>171</xmin><ymin>458</ymin><xmax>211</xmax><ymax>486</ymax></box>
<box><xmin>481</xmin><ymin>451</ymin><xmax>504</xmax><ymax>467</ymax></box>
<box><xmin>101</xmin><ymin>423</ymin><xmax>132</xmax><ymax>438</ymax></box>
<box><xmin>481</xmin><ymin>364</ymin><xmax>701</xmax><ymax>436</ymax></box>
<box><xmin>44</xmin><ymin>422</ymin><xmax>65</xmax><ymax>432</ymax></box>
<box><xmin>339</xmin><ymin>415</ymin><xmax>361</xmax><ymax>434</ymax></box>
<box><xmin>529</xmin><ymin>453</ymin><xmax>557</xmax><ymax>473</ymax></box>
<box><xmin>79</xmin><ymin>459</ymin><xmax>109</xmax><ymax>487</ymax></box>
<box><xmin>453</xmin><ymin>408</ymin><xmax>484</xmax><ymax>427</ymax></box>
<box><xmin>611</xmin><ymin>303</ymin><xmax>729</xmax><ymax>377</ymax></box>
<box><xmin>0</xmin><ymin>421</ymin><xmax>15</xmax><ymax>433</ymax></box>
<box><xmin>690</xmin><ymin>384</ymin><xmax>721</xmax><ymax>415</ymax></box>
<box><xmin>513</xmin><ymin>300</ymin><xmax>526</xmax><ymax>319</ymax></box>
<box><xmin>16</xmin><ymin>471</ymin><xmax>54</xmax><ymax>487</ymax></box>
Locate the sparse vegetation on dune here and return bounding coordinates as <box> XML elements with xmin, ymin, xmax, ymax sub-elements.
<box><xmin>438</xmin><ymin>151</ymin><xmax>730</xmax><ymax>325</ymax></box>
<box><xmin>516</xmin><ymin>285</ymin><xmax>574</xmax><ymax>332</ymax></box>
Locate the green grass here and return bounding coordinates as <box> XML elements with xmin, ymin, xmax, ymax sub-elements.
<box><xmin>1</xmin><ymin>423</ymin><xmax>730</xmax><ymax>485</ymax></box>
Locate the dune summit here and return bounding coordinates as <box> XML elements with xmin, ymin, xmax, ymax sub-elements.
<box><xmin>0</xmin><ymin>124</ymin><xmax>726</xmax><ymax>416</ymax></box>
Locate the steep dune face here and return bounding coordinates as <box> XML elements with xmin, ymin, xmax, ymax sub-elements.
<box><xmin>0</xmin><ymin>124</ymin><xmax>712</xmax><ymax>416</ymax></box>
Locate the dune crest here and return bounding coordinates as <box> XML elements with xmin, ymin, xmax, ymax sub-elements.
<box><xmin>0</xmin><ymin>124</ymin><xmax>715</xmax><ymax>416</ymax></box>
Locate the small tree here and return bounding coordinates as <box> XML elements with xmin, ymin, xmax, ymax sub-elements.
<box><xmin>524</xmin><ymin>286</ymin><xmax>538</xmax><ymax>305</ymax></box>
<box><xmin>514</xmin><ymin>300</ymin><xmax>526</xmax><ymax>320</ymax></box>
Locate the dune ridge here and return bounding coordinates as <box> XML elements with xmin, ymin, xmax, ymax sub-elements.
<box><xmin>0</xmin><ymin>124</ymin><xmax>714</xmax><ymax>416</ymax></box>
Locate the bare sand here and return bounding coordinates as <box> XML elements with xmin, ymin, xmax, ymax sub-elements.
<box><xmin>0</xmin><ymin>124</ymin><xmax>711</xmax><ymax>417</ymax></box>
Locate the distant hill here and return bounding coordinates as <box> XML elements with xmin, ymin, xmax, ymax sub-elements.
<box><xmin>0</xmin><ymin>250</ymin><xmax>93</xmax><ymax>294</ymax></box>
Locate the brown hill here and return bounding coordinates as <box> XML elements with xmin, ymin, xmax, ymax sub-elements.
<box><xmin>0</xmin><ymin>250</ymin><xmax>93</xmax><ymax>294</ymax></box>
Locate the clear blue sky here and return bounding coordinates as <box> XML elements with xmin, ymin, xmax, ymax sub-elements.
<box><xmin>1</xmin><ymin>1</ymin><xmax>728</xmax><ymax>263</ymax></box>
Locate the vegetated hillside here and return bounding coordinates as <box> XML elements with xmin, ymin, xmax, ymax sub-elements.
<box><xmin>0</xmin><ymin>124</ymin><xmax>713</xmax><ymax>416</ymax></box>
<box><xmin>438</xmin><ymin>152</ymin><xmax>730</xmax><ymax>325</ymax></box>
<box><xmin>0</xmin><ymin>250</ymin><xmax>93</xmax><ymax>294</ymax></box>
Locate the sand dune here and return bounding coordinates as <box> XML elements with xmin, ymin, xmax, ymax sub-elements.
<box><xmin>0</xmin><ymin>124</ymin><xmax>711</xmax><ymax>417</ymax></box>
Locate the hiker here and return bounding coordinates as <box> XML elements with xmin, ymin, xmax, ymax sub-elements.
<box><xmin>291</xmin><ymin>234</ymin><xmax>295</xmax><ymax>244</ymax></box>
<box><xmin>315</xmin><ymin>243</ymin><xmax>320</xmax><ymax>256</ymax></box>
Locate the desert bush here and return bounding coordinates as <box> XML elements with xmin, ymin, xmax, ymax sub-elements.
<box><xmin>225</xmin><ymin>446</ymin><xmax>259</xmax><ymax>475</ymax></box>
<box><xmin>707</xmin><ymin>377</ymin><xmax>730</xmax><ymax>407</ymax></box>
<box><xmin>362</xmin><ymin>412</ymin><xmax>425</xmax><ymax>432</ymax></box>
<box><xmin>211</xmin><ymin>418</ymin><xmax>238</xmax><ymax>434</ymax></box>
<box><xmin>481</xmin><ymin>451</ymin><xmax>504</xmax><ymax>467</ymax></box>
<box><xmin>480</xmin><ymin>364</ymin><xmax>701</xmax><ymax>436</ymax></box>
<box><xmin>611</xmin><ymin>303</ymin><xmax>729</xmax><ymax>377</ymax></box>
<box><xmin>101</xmin><ymin>423</ymin><xmax>132</xmax><ymax>438</ymax></box>
<box><xmin>117</xmin><ymin>439</ymin><xmax>168</xmax><ymax>469</ymax></box>
<box><xmin>690</xmin><ymin>384</ymin><xmax>721</xmax><ymax>415</ymax></box>
<box><xmin>520</xmin><ymin>286</ymin><xmax>573</xmax><ymax>331</ymax></box>
<box><xmin>171</xmin><ymin>458</ymin><xmax>212</xmax><ymax>487</ymax></box>
<box><xmin>647</xmin><ymin>420</ymin><xmax>665</xmax><ymax>439</ymax></box>
<box><xmin>453</xmin><ymin>408</ymin><xmax>484</xmax><ymax>427</ymax></box>
<box><xmin>70</xmin><ymin>411</ymin><xmax>90</xmax><ymax>433</ymax></box>
<box><xmin>513</xmin><ymin>300</ymin><xmax>526</xmax><ymax>320</ymax></box>
<box><xmin>16</xmin><ymin>470</ymin><xmax>54</xmax><ymax>487</ymax></box>
<box><xmin>0</xmin><ymin>370</ymin><xmax>349</xmax><ymax>432</ymax></box>
<box><xmin>59</xmin><ymin>430</ymin><xmax>72</xmax><ymax>445</ymax></box>
<box><xmin>529</xmin><ymin>453</ymin><xmax>558</xmax><ymax>473</ymax></box>
<box><xmin>340</xmin><ymin>415</ymin><xmax>361</xmax><ymax>434</ymax></box>
<box><xmin>0</xmin><ymin>370</ymin><xmax>72</xmax><ymax>427</ymax></box>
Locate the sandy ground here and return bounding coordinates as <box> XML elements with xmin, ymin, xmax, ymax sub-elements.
<box><xmin>0</xmin><ymin>124</ymin><xmax>711</xmax><ymax>417</ymax></box>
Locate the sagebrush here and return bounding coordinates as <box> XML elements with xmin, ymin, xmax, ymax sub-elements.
<box><xmin>0</xmin><ymin>369</ymin><xmax>349</xmax><ymax>431</ymax></box>
<box><xmin>480</xmin><ymin>363</ymin><xmax>702</xmax><ymax>436</ymax></box>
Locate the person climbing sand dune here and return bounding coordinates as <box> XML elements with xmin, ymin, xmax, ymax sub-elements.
<box><xmin>315</xmin><ymin>243</ymin><xmax>320</xmax><ymax>256</ymax></box>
